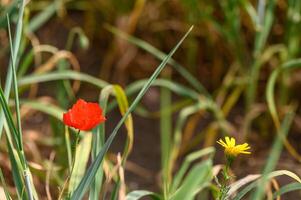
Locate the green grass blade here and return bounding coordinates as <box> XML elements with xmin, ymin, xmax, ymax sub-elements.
<box><xmin>19</xmin><ymin>73</ymin><xmax>199</xmax><ymax>112</ymax></box>
<box><xmin>272</xmin><ymin>183</ymin><xmax>301</xmax><ymax>199</ymax></box>
<box><xmin>160</xmin><ymin>73</ymin><xmax>172</xmax><ymax>199</ymax></box>
<box><xmin>266</xmin><ymin>67</ymin><xmax>281</xmax><ymax>128</ymax></box>
<box><xmin>170</xmin><ymin>160</ymin><xmax>212</xmax><ymax>200</ymax></box>
<box><xmin>19</xmin><ymin>99</ymin><xmax>64</xmax><ymax>120</ymax></box>
<box><xmin>65</xmin><ymin>127</ymin><xmax>73</xmax><ymax>172</ymax></box>
<box><xmin>170</xmin><ymin>147</ymin><xmax>215</xmax><ymax>193</ymax></box>
<box><xmin>0</xmin><ymin>87</ymin><xmax>22</xmax><ymax>152</ymax></box>
<box><xmin>113</xmin><ymin>85</ymin><xmax>134</xmax><ymax>162</ymax></box>
<box><xmin>19</xmin><ymin>71</ymin><xmax>109</xmax><ymax>89</ymax></box>
<box><xmin>7</xmin><ymin>15</ymin><xmax>23</xmax><ymax>152</ymax></box>
<box><xmin>26</xmin><ymin>1</ymin><xmax>58</xmax><ymax>33</ymax></box>
<box><xmin>0</xmin><ymin>0</ymin><xmax>25</xmax><ymax>139</ymax></box>
<box><xmin>265</xmin><ymin>59</ymin><xmax>301</xmax><ymax>161</ymax></box>
<box><xmin>0</xmin><ymin>0</ymin><xmax>17</xmax><ymax>28</ymax></box>
<box><xmin>169</xmin><ymin>101</ymin><xmax>214</xmax><ymax>172</ymax></box>
<box><xmin>285</xmin><ymin>0</ymin><xmax>301</xmax><ymax>58</ymax></box>
<box><xmin>3</xmin><ymin>124</ymin><xmax>25</xmax><ymax>199</ymax></box>
<box><xmin>251</xmin><ymin>110</ymin><xmax>295</xmax><ymax>200</ymax></box>
<box><xmin>233</xmin><ymin>170</ymin><xmax>301</xmax><ymax>200</ymax></box>
<box><xmin>253</xmin><ymin>0</ymin><xmax>277</xmax><ymax>56</ymax></box>
<box><xmin>246</xmin><ymin>0</ymin><xmax>277</xmax><ymax>109</ymax></box>
<box><xmin>106</xmin><ymin>78</ymin><xmax>200</xmax><ymax>112</ymax></box>
<box><xmin>6</xmin><ymin>14</ymin><xmax>35</xmax><ymax>200</ymax></box>
<box><xmin>219</xmin><ymin>0</ymin><xmax>245</xmax><ymax>65</ymax></box>
<box><xmin>267</xmin><ymin>59</ymin><xmax>301</xmax><ymax>128</ymax></box>
<box><xmin>90</xmin><ymin>85</ymin><xmax>134</xmax><ymax>200</ymax></box>
<box><xmin>68</xmin><ymin>133</ymin><xmax>92</xmax><ymax>194</ymax></box>
<box><xmin>279</xmin><ymin>0</ymin><xmax>301</xmax><ymax>105</ymax></box>
<box><xmin>124</xmin><ymin>79</ymin><xmax>200</xmax><ymax>100</ymax></box>
<box><xmin>105</xmin><ymin>25</ymin><xmax>210</xmax><ymax>97</ymax></box>
<box><xmin>233</xmin><ymin>181</ymin><xmax>257</xmax><ymax>200</ymax></box>
<box><xmin>66</xmin><ymin>27</ymin><xmax>89</xmax><ymax>50</ymax></box>
<box><xmin>0</xmin><ymin>165</ymin><xmax>12</xmax><ymax>200</ymax></box>
<box><xmin>109</xmin><ymin>85</ymin><xmax>135</xmax><ymax>200</ymax></box>
<box><xmin>241</xmin><ymin>0</ymin><xmax>259</xmax><ymax>30</ymax></box>
<box><xmin>89</xmin><ymin>86</ymin><xmax>113</xmax><ymax>200</ymax></box>
<box><xmin>70</xmin><ymin>26</ymin><xmax>193</xmax><ymax>200</ymax></box>
<box><xmin>126</xmin><ymin>190</ymin><xmax>161</xmax><ymax>200</ymax></box>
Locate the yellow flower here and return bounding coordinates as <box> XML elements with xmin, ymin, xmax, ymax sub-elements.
<box><xmin>217</xmin><ymin>137</ymin><xmax>251</xmax><ymax>157</ymax></box>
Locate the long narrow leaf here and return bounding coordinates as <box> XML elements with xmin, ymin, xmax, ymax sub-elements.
<box><xmin>170</xmin><ymin>147</ymin><xmax>215</xmax><ymax>193</ymax></box>
<box><xmin>126</xmin><ymin>190</ymin><xmax>161</xmax><ymax>200</ymax></box>
<box><xmin>19</xmin><ymin>71</ymin><xmax>108</xmax><ymax>89</ymax></box>
<box><xmin>7</xmin><ymin>15</ymin><xmax>23</xmax><ymax>152</ymax></box>
<box><xmin>251</xmin><ymin>109</ymin><xmax>295</xmax><ymax>200</ymax></box>
<box><xmin>0</xmin><ymin>0</ymin><xmax>25</xmax><ymax>139</ymax></box>
<box><xmin>272</xmin><ymin>183</ymin><xmax>301</xmax><ymax>199</ymax></box>
<box><xmin>105</xmin><ymin>25</ymin><xmax>210</xmax><ymax>97</ymax></box>
<box><xmin>89</xmin><ymin>86</ymin><xmax>113</xmax><ymax>200</ymax></box>
<box><xmin>3</xmin><ymin>124</ymin><xmax>25</xmax><ymax>199</ymax></box>
<box><xmin>0</xmin><ymin>87</ymin><xmax>21</xmax><ymax>152</ymax></box>
<box><xmin>170</xmin><ymin>160</ymin><xmax>212</xmax><ymax>200</ymax></box>
<box><xmin>0</xmin><ymin>168</ymin><xmax>12</xmax><ymax>200</ymax></box>
<box><xmin>68</xmin><ymin>134</ymin><xmax>92</xmax><ymax>194</ymax></box>
<box><xmin>233</xmin><ymin>170</ymin><xmax>301</xmax><ymax>200</ymax></box>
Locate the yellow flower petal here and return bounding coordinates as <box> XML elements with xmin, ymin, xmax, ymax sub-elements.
<box><xmin>217</xmin><ymin>137</ymin><xmax>251</xmax><ymax>157</ymax></box>
<box><xmin>225</xmin><ymin>137</ymin><xmax>231</xmax><ymax>146</ymax></box>
<box><xmin>240</xmin><ymin>151</ymin><xmax>251</xmax><ymax>154</ymax></box>
<box><xmin>217</xmin><ymin>139</ymin><xmax>227</xmax><ymax>148</ymax></box>
<box><xmin>230</xmin><ymin>137</ymin><xmax>235</xmax><ymax>147</ymax></box>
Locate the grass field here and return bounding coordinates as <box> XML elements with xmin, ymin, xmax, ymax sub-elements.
<box><xmin>0</xmin><ymin>0</ymin><xmax>301</xmax><ymax>199</ymax></box>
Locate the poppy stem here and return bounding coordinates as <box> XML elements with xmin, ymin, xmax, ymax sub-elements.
<box><xmin>68</xmin><ymin>130</ymin><xmax>81</xmax><ymax>174</ymax></box>
<box><xmin>58</xmin><ymin>130</ymin><xmax>81</xmax><ymax>199</ymax></box>
<box><xmin>75</xmin><ymin>130</ymin><xmax>81</xmax><ymax>148</ymax></box>
<box><xmin>72</xmin><ymin>130</ymin><xmax>81</xmax><ymax>165</ymax></box>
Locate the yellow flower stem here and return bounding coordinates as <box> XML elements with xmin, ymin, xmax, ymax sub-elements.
<box><xmin>224</xmin><ymin>155</ymin><xmax>234</xmax><ymax>179</ymax></box>
<box><xmin>219</xmin><ymin>156</ymin><xmax>235</xmax><ymax>200</ymax></box>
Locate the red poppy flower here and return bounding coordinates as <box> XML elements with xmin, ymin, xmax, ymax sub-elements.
<box><xmin>63</xmin><ymin>99</ymin><xmax>106</xmax><ymax>131</ymax></box>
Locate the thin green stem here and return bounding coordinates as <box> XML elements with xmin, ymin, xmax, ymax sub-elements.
<box><xmin>7</xmin><ymin>15</ymin><xmax>23</xmax><ymax>153</ymax></box>
<box><xmin>71</xmin><ymin>130</ymin><xmax>81</xmax><ymax>173</ymax></box>
<box><xmin>65</xmin><ymin>127</ymin><xmax>73</xmax><ymax>172</ymax></box>
<box><xmin>0</xmin><ymin>0</ymin><xmax>25</xmax><ymax>140</ymax></box>
<box><xmin>218</xmin><ymin>156</ymin><xmax>234</xmax><ymax>200</ymax></box>
<box><xmin>24</xmin><ymin>169</ymin><xmax>34</xmax><ymax>200</ymax></box>
<box><xmin>59</xmin><ymin>129</ymin><xmax>81</xmax><ymax>199</ymax></box>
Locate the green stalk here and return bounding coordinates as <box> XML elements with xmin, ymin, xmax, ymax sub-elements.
<box><xmin>279</xmin><ymin>0</ymin><xmax>301</xmax><ymax>105</ymax></box>
<box><xmin>220</xmin><ymin>0</ymin><xmax>246</xmax><ymax>67</ymax></box>
<box><xmin>0</xmin><ymin>0</ymin><xmax>26</xmax><ymax>139</ymax></box>
<box><xmin>251</xmin><ymin>110</ymin><xmax>295</xmax><ymax>200</ymax></box>
<box><xmin>24</xmin><ymin>170</ymin><xmax>34</xmax><ymax>200</ymax></box>
<box><xmin>160</xmin><ymin>70</ymin><xmax>172</xmax><ymax>199</ymax></box>
<box><xmin>7</xmin><ymin>14</ymin><xmax>23</xmax><ymax>154</ymax></box>
<box><xmin>0</xmin><ymin>167</ymin><xmax>12</xmax><ymax>200</ymax></box>
<box><xmin>246</xmin><ymin>0</ymin><xmax>276</xmax><ymax>110</ymax></box>
<box><xmin>7</xmin><ymin>14</ymin><xmax>34</xmax><ymax>200</ymax></box>
<box><xmin>72</xmin><ymin>130</ymin><xmax>81</xmax><ymax>166</ymax></box>
<box><xmin>89</xmin><ymin>86</ymin><xmax>112</xmax><ymax>200</ymax></box>
<box><xmin>65</xmin><ymin>127</ymin><xmax>73</xmax><ymax>172</ymax></box>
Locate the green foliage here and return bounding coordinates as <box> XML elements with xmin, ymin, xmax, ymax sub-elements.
<box><xmin>1</xmin><ymin>0</ymin><xmax>301</xmax><ymax>199</ymax></box>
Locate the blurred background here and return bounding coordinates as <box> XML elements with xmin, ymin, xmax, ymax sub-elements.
<box><xmin>1</xmin><ymin>0</ymin><xmax>301</xmax><ymax>199</ymax></box>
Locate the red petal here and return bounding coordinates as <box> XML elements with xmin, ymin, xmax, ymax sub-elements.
<box><xmin>62</xmin><ymin>99</ymin><xmax>106</xmax><ymax>131</ymax></box>
<box><xmin>63</xmin><ymin>112</ymin><xmax>72</xmax><ymax>126</ymax></box>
